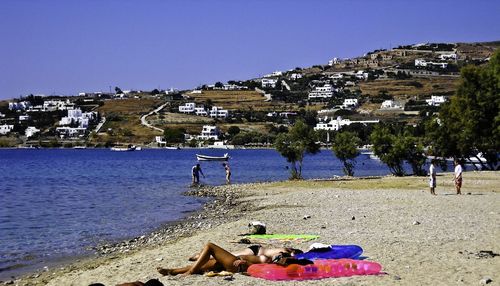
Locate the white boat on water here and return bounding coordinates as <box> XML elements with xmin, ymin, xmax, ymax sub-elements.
<box><xmin>111</xmin><ymin>145</ymin><xmax>136</xmax><ymax>152</ymax></box>
<box><xmin>196</xmin><ymin>153</ymin><xmax>230</xmax><ymax>161</ymax></box>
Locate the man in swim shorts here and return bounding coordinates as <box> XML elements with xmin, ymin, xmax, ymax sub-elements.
<box><xmin>192</xmin><ymin>163</ymin><xmax>205</xmax><ymax>184</ymax></box>
<box><xmin>454</xmin><ymin>159</ymin><xmax>463</xmax><ymax>195</ymax></box>
<box><xmin>429</xmin><ymin>159</ymin><xmax>437</xmax><ymax>195</ymax></box>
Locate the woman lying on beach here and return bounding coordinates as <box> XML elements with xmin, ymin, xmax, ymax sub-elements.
<box><xmin>187</xmin><ymin>243</ymin><xmax>303</xmax><ymax>261</ymax></box>
<box><xmin>157</xmin><ymin>242</ymin><xmax>303</xmax><ymax>276</ymax></box>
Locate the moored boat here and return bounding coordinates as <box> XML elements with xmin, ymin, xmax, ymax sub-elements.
<box><xmin>196</xmin><ymin>153</ymin><xmax>230</xmax><ymax>161</ymax></box>
<box><xmin>111</xmin><ymin>144</ymin><xmax>136</xmax><ymax>152</ymax></box>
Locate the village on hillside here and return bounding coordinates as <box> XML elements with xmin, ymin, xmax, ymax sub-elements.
<box><xmin>0</xmin><ymin>41</ymin><xmax>497</xmax><ymax>149</ymax></box>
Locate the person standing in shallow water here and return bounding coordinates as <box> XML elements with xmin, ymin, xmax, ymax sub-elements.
<box><xmin>429</xmin><ymin>159</ymin><xmax>437</xmax><ymax>195</ymax></box>
<box><xmin>222</xmin><ymin>163</ymin><xmax>231</xmax><ymax>184</ymax></box>
<box><xmin>192</xmin><ymin>163</ymin><xmax>205</xmax><ymax>185</ymax></box>
<box><xmin>454</xmin><ymin>159</ymin><xmax>463</xmax><ymax>195</ymax></box>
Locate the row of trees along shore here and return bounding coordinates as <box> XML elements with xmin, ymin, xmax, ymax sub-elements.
<box><xmin>275</xmin><ymin>50</ymin><xmax>499</xmax><ymax>179</ymax></box>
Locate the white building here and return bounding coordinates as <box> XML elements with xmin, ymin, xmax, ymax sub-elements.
<box><xmin>209</xmin><ymin>106</ymin><xmax>229</xmax><ymax>118</ymax></box>
<box><xmin>25</xmin><ymin>126</ymin><xmax>40</xmax><ymax>138</ymax></box>
<box><xmin>42</xmin><ymin>99</ymin><xmax>73</xmax><ymax>111</ymax></box>
<box><xmin>328</xmin><ymin>58</ymin><xmax>341</xmax><ymax>66</ymax></box>
<box><xmin>381</xmin><ymin>100</ymin><xmax>403</xmax><ymax>109</ymax></box>
<box><xmin>59</xmin><ymin>108</ymin><xmax>96</xmax><ymax>128</ymax></box>
<box><xmin>223</xmin><ymin>84</ymin><xmax>248</xmax><ymax>90</ymax></box>
<box><xmin>426</xmin><ymin>95</ymin><xmax>447</xmax><ymax>106</ymax></box>
<box><xmin>19</xmin><ymin>115</ymin><xmax>30</xmax><ymax>121</ymax></box>
<box><xmin>314</xmin><ymin>116</ymin><xmax>379</xmax><ymax>131</ymax></box>
<box><xmin>439</xmin><ymin>53</ymin><xmax>457</xmax><ymax>60</ymax></box>
<box><xmin>261</xmin><ymin>78</ymin><xmax>278</xmax><ymax>88</ymax></box>
<box><xmin>0</xmin><ymin>112</ymin><xmax>5</xmax><ymax>118</ymax></box>
<box><xmin>308</xmin><ymin>84</ymin><xmax>334</xmax><ymax>99</ymax></box>
<box><xmin>355</xmin><ymin>71</ymin><xmax>369</xmax><ymax>80</ymax></box>
<box><xmin>289</xmin><ymin>73</ymin><xmax>303</xmax><ymax>80</ymax></box>
<box><xmin>194</xmin><ymin>106</ymin><xmax>208</xmax><ymax>116</ymax></box>
<box><xmin>342</xmin><ymin>98</ymin><xmax>358</xmax><ymax>109</ymax></box>
<box><xmin>0</xmin><ymin>124</ymin><xmax>14</xmax><ymax>135</ymax></box>
<box><xmin>179</xmin><ymin>102</ymin><xmax>196</xmax><ymax>113</ymax></box>
<box><xmin>55</xmin><ymin>127</ymin><xmax>87</xmax><ymax>138</ymax></box>
<box><xmin>415</xmin><ymin>59</ymin><xmax>448</xmax><ymax>69</ymax></box>
<box><xmin>9</xmin><ymin>101</ymin><xmax>31</xmax><ymax>111</ymax></box>
<box><xmin>197</xmin><ymin>125</ymin><xmax>221</xmax><ymax>140</ymax></box>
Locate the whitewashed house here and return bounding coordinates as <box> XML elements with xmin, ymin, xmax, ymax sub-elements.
<box><xmin>55</xmin><ymin>127</ymin><xmax>87</xmax><ymax>138</ymax></box>
<box><xmin>426</xmin><ymin>95</ymin><xmax>447</xmax><ymax>106</ymax></box>
<box><xmin>261</xmin><ymin>78</ymin><xmax>278</xmax><ymax>88</ymax></box>
<box><xmin>328</xmin><ymin>58</ymin><xmax>341</xmax><ymax>66</ymax></box>
<box><xmin>415</xmin><ymin>59</ymin><xmax>448</xmax><ymax>69</ymax></box>
<box><xmin>289</xmin><ymin>73</ymin><xmax>303</xmax><ymax>80</ymax></box>
<box><xmin>194</xmin><ymin>106</ymin><xmax>208</xmax><ymax>116</ymax></box>
<box><xmin>197</xmin><ymin>125</ymin><xmax>221</xmax><ymax>140</ymax></box>
<box><xmin>9</xmin><ymin>101</ymin><xmax>31</xmax><ymax>111</ymax></box>
<box><xmin>439</xmin><ymin>53</ymin><xmax>457</xmax><ymax>60</ymax></box>
<box><xmin>19</xmin><ymin>115</ymin><xmax>30</xmax><ymax>121</ymax></box>
<box><xmin>209</xmin><ymin>106</ymin><xmax>228</xmax><ymax>118</ymax></box>
<box><xmin>355</xmin><ymin>71</ymin><xmax>369</xmax><ymax>80</ymax></box>
<box><xmin>0</xmin><ymin>112</ymin><xmax>5</xmax><ymax>118</ymax></box>
<box><xmin>25</xmin><ymin>126</ymin><xmax>40</xmax><ymax>138</ymax></box>
<box><xmin>223</xmin><ymin>84</ymin><xmax>248</xmax><ymax>90</ymax></box>
<box><xmin>342</xmin><ymin>98</ymin><xmax>358</xmax><ymax>109</ymax></box>
<box><xmin>314</xmin><ymin>116</ymin><xmax>379</xmax><ymax>131</ymax></box>
<box><xmin>59</xmin><ymin>109</ymin><xmax>96</xmax><ymax>128</ymax></box>
<box><xmin>42</xmin><ymin>99</ymin><xmax>73</xmax><ymax>111</ymax></box>
<box><xmin>0</xmin><ymin>124</ymin><xmax>14</xmax><ymax>135</ymax></box>
<box><xmin>381</xmin><ymin>100</ymin><xmax>403</xmax><ymax>109</ymax></box>
<box><xmin>308</xmin><ymin>84</ymin><xmax>334</xmax><ymax>99</ymax></box>
<box><xmin>179</xmin><ymin>103</ymin><xmax>196</xmax><ymax>113</ymax></box>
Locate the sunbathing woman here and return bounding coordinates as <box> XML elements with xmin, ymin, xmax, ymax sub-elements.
<box><xmin>188</xmin><ymin>244</ymin><xmax>303</xmax><ymax>261</ymax></box>
<box><xmin>157</xmin><ymin>242</ymin><xmax>268</xmax><ymax>276</ymax></box>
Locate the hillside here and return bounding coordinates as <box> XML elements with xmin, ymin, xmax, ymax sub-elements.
<box><xmin>0</xmin><ymin>40</ymin><xmax>497</xmax><ymax>147</ymax></box>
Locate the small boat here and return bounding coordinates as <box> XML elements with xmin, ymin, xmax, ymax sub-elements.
<box><xmin>111</xmin><ymin>144</ymin><xmax>136</xmax><ymax>152</ymax></box>
<box><xmin>164</xmin><ymin>146</ymin><xmax>181</xmax><ymax>150</ymax></box>
<box><xmin>196</xmin><ymin>153</ymin><xmax>230</xmax><ymax>161</ymax></box>
<box><xmin>73</xmin><ymin>146</ymin><xmax>87</xmax><ymax>149</ymax></box>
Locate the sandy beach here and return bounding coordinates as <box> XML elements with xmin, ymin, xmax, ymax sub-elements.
<box><xmin>8</xmin><ymin>171</ymin><xmax>500</xmax><ymax>286</ymax></box>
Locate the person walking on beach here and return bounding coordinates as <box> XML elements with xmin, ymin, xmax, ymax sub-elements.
<box><xmin>429</xmin><ymin>159</ymin><xmax>437</xmax><ymax>195</ymax></box>
<box><xmin>222</xmin><ymin>163</ymin><xmax>231</xmax><ymax>184</ymax></box>
<box><xmin>454</xmin><ymin>159</ymin><xmax>463</xmax><ymax>195</ymax></box>
<box><xmin>192</xmin><ymin>163</ymin><xmax>205</xmax><ymax>185</ymax></box>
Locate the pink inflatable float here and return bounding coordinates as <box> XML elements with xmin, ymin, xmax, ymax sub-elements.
<box><xmin>247</xmin><ymin>259</ymin><xmax>382</xmax><ymax>281</ymax></box>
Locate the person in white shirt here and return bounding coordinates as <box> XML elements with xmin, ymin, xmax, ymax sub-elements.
<box><xmin>429</xmin><ymin>159</ymin><xmax>437</xmax><ymax>195</ymax></box>
<box><xmin>454</xmin><ymin>159</ymin><xmax>463</xmax><ymax>195</ymax></box>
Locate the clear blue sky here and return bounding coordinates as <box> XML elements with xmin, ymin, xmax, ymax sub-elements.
<box><xmin>0</xmin><ymin>0</ymin><xmax>499</xmax><ymax>99</ymax></box>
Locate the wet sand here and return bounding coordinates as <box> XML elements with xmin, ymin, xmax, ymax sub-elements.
<box><xmin>7</xmin><ymin>171</ymin><xmax>500</xmax><ymax>286</ymax></box>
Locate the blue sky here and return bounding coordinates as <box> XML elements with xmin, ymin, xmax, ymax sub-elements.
<box><xmin>0</xmin><ymin>0</ymin><xmax>499</xmax><ymax>99</ymax></box>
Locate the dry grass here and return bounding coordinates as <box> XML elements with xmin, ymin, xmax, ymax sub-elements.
<box><xmin>358</xmin><ymin>77</ymin><xmax>459</xmax><ymax>98</ymax></box>
<box><xmin>265</xmin><ymin>171</ymin><xmax>500</xmax><ymax>192</ymax></box>
<box><xmin>93</xmin><ymin>99</ymin><xmax>164</xmax><ymax>144</ymax></box>
<box><xmin>187</xmin><ymin>90</ymin><xmax>276</xmax><ymax>111</ymax></box>
<box><xmin>98</xmin><ymin>98</ymin><xmax>163</xmax><ymax>115</ymax></box>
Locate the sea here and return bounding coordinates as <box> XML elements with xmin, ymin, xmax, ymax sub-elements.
<box><xmin>0</xmin><ymin>148</ymin><xmax>420</xmax><ymax>279</ymax></box>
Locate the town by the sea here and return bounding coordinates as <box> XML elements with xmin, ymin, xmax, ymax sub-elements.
<box><xmin>0</xmin><ymin>148</ymin><xmax>429</xmax><ymax>279</ymax></box>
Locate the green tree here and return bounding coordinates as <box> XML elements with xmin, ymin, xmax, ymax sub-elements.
<box><xmin>215</xmin><ymin>82</ymin><xmax>224</xmax><ymax>88</ymax></box>
<box><xmin>163</xmin><ymin>127</ymin><xmax>185</xmax><ymax>143</ymax></box>
<box><xmin>332</xmin><ymin>131</ymin><xmax>361</xmax><ymax>176</ymax></box>
<box><xmin>227</xmin><ymin>126</ymin><xmax>241</xmax><ymax>138</ymax></box>
<box><xmin>371</xmin><ymin>125</ymin><xmax>406</xmax><ymax>176</ymax></box>
<box><xmin>428</xmin><ymin>50</ymin><xmax>500</xmax><ymax>170</ymax></box>
<box><xmin>114</xmin><ymin>86</ymin><xmax>123</xmax><ymax>94</ymax></box>
<box><xmin>274</xmin><ymin>120</ymin><xmax>320</xmax><ymax>179</ymax></box>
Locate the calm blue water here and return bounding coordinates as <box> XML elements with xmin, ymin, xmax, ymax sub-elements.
<box><xmin>0</xmin><ymin>148</ymin><xmax>395</xmax><ymax>278</ymax></box>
